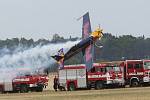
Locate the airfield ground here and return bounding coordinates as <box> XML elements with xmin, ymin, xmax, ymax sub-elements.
<box><xmin>1</xmin><ymin>73</ymin><xmax>150</xmax><ymax>100</ymax></box>
<box><xmin>1</xmin><ymin>87</ymin><xmax>150</xmax><ymax>100</ymax></box>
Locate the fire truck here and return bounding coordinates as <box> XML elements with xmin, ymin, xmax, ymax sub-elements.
<box><xmin>57</xmin><ymin>63</ymin><xmax>124</xmax><ymax>91</ymax></box>
<box><xmin>56</xmin><ymin>59</ymin><xmax>150</xmax><ymax>91</ymax></box>
<box><xmin>120</xmin><ymin>60</ymin><xmax>150</xmax><ymax>87</ymax></box>
<box><xmin>0</xmin><ymin>74</ymin><xmax>49</xmax><ymax>93</ymax></box>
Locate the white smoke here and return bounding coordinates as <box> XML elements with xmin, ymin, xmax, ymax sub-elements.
<box><xmin>0</xmin><ymin>40</ymin><xmax>80</xmax><ymax>82</ymax></box>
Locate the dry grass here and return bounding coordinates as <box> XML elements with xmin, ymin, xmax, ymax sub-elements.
<box><xmin>0</xmin><ymin>73</ymin><xmax>149</xmax><ymax>100</ymax></box>
<box><xmin>1</xmin><ymin>87</ymin><xmax>150</xmax><ymax>100</ymax></box>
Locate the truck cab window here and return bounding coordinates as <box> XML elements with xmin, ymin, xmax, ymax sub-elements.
<box><xmin>144</xmin><ymin>62</ymin><xmax>150</xmax><ymax>69</ymax></box>
<box><xmin>113</xmin><ymin>66</ymin><xmax>120</xmax><ymax>72</ymax></box>
<box><xmin>106</xmin><ymin>67</ymin><xmax>113</xmax><ymax>72</ymax></box>
<box><xmin>101</xmin><ymin>68</ymin><xmax>106</xmax><ymax>73</ymax></box>
<box><xmin>134</xmin><ymin>63</ymin><xmax>142</xmax><ymax>69</ymax></box>
<box><xmin>127</xmin><ymin>63</ymin><xmax>133</xmax><ymax>69</ymax></box>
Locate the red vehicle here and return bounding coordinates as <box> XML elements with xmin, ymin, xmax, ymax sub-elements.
<box><xmin>120</xmin><ymin>60</ymin><xmax>150</xmax><ymax>87</ymax></box>
<box><xmin>56</xmin><ymin>59</ymin><xmax>150</xmax><ymax>91</ymax></box>
<box><xmin>57</xmin><ymin>63</ymin><xmax>124</xmax><ymax>91</ymax></box>
<box><xmin>0</xmin><ymin>74</ymin><xmax>49</xmax><ymax>93</ymax></box>
<box><xmin>88</xmin><ymin>63</ymin><xmax>124</xmax><ymax>89</ymax></box>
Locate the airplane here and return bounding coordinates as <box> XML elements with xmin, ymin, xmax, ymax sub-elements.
<box><xmin>51</xmin><ymin>28</ymin><xmax>103</xmax><ymax>62</ymax></box>
<box><xmin>51</xmin><ymin>12</ymin><xmax>103</xmax><ymax>70</ymax></box>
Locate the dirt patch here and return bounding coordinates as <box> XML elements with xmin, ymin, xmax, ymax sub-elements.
<box><xmin>44</xmin><ymin>72</ymin><xmax>58</xmax><ymax>91</ymax></box>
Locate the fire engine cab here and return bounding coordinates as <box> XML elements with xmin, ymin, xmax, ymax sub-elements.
<box><xmin>120</xmin><ymin>60</ymin><xmax>150</xmax><ymax>87</ymax></box>
<box><xmin>57</xmin><ymin>63</ymin><xmax>124</xmax><ymax>91</ymax></box>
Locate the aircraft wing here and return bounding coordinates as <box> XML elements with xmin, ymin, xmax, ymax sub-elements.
<box><xmin>51</xmin><ymin>55</ymin><xmax>63</xmax><ymax>62</ymax></box>
<box><xmin>64</xmin><ymin>37</ymin><xmax>94</xmax><ymax>61</ymax></box>
<box><xmin>51</xmin><ymin>36</ymin><xmax>94</xmax><ymax>62</ymax></box>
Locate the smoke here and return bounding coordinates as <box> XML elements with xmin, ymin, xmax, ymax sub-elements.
<box><xmin>0</xmin><ymin>40</ymin><xmax>80</xmax><ymax>82</ymax></box>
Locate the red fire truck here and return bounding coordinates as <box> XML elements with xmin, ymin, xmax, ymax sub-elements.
<box><xmin>57</xmin><ymin>63</ymin><xmax>124</xmax><ymax>91</ymax></box>
<box><xmin>56</xmin><ymin>59</ymin><xmax>150</xmax><ymax>91</ymax></box>
<box><xmin>120</xmin><ymin>60</ymin><xmax>150</xmax><ymax>87</ymax></box>
<box><xmin>0</xmin><ymin>74</ymin><xmax>49</xmax><ymax>93</ymax></box>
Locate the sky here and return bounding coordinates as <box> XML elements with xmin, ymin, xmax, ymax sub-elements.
<box><xmin>0</xmin><ymin>0</ymin><xmax>150</xmax><ymax>40</ymax></box>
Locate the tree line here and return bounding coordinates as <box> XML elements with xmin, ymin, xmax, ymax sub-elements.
<box><xmin>0</xmin><ymin>34</ymin><xmax>78</xmax><ymax>49</ymax></box>
<box><xmin>64</xmin><ymin>33</ymin><xmax>150</xmax><ymax>65</ymax></box>
<box><xmin>0</xmin><ymin>33</ymin><xmax>150</xmax><ymax>65</ymax></box>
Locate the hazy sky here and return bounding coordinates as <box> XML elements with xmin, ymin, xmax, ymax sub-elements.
<box><xmin>0</xmin><ymin>0</ymin><xmax>150</xmax><ymax>40</ymax></box>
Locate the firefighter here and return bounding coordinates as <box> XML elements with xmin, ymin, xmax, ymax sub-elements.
<box><xmin>53</xmin><ymin>76</ymin><xmax>58</xmax><ymax>91</ymax></box>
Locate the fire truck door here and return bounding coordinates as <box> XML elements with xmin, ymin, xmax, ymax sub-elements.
<box><xmin>127</xmin><ymin>63</ymin><xmax>135</xmax><ymax>76</ymax></box>
<box><xmin>134</xmin><ymin>63</ymin><xmax>143</xmax><ymax>76</ymax></box>
<box><xmin>77</xmin><ymin>69</ymin><xmax>86</xmax><ymax>88</ymax></box>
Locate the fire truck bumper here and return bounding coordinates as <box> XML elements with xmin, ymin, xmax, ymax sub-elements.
<box><xmin>143</xmin><ymin>77</ymin><xmax>150</xmax><ymax>83</ymax></box>
<box><xmin>114</xmin><ymin>79</ymin><xmax>124</xmax><ymax>83</ymax></box>
<box><xmin>107</xmin><ymin>79</ymin><xmax>124</xmax><ymax>85</ymax></box>
<box><xmin>106</xmin><ymin>80</ymin><xmax>113</xmax><ymax>84</ymax></box>
<box><xmin>29</xmin><ymin>84</ymin><xmax>38</xmax><ymax>87</ymax></box>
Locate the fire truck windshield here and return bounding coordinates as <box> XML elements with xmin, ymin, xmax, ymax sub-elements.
<box><xmin>106</xmin><ymin>67</ymin><xmax>113</xmax><ymax>72</ymax></box>
<box><xmin>113</xmin><ymin>66</ymin><xmax>120</xmax><ymax>72</ymax></box>
<box><xmin>144</xmin><ymin>62</ymin><xmax>150</xmax><ymax>69</ymax></box>
<box><xmin>106</xmin><ymin>66</ymin><xmax>120</xmax><ymax>72</ymax></box>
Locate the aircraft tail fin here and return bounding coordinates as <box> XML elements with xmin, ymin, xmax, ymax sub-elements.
<box><xmin>82</xmin><ymin>12</ymin><xmax>94</xmax><ymax>71</ymax></box>
<box><xmin>51</xmin><ymin>48</ymin><xmax>64</xmax><ymax>69</ymax></box>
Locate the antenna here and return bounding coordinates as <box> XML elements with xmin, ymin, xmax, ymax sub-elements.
<box><xmin>98</xmin><ymin>24</ymin><xmax>101</xmax><ymax>28</ymax></box>
<box><xmin>98</xmin><ymin>24</ymin><xmax>104</xmax><ymax>36</ymax></box>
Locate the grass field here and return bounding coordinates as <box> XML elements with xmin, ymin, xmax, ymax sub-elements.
<box><xmin>1</xmin><ymin>87</ymin><xmax>150</xmax><ymax>100</ymax></box>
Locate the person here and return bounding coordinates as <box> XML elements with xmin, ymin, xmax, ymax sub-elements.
<box><xmin>53</xmin><ymin>76</ymin><xmax>58</xmax><ymax>91</ymax></box>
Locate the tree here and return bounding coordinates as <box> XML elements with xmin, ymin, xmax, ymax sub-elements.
<box><xmin>51</xmin><ymin>34</ymin><xmax>66</xmax><ymax>43</ymax></box>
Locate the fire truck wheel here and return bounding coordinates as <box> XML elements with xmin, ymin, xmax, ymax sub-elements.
<box><xmin>131</xmin><ymin>80</ymin><xmax>139</xmax><ymax>87</ymax></box>
<box><xmin>68</xmin><ymin>83</ymin><xmax>76</xmax><ymax>91</ymax></box>
<box><xmin>20</xmin><ymin>85</ymin><xmax>29</xmax><ymax>93</ymax></box>
<box><xmin>95</xmin><ymin>81</ymin><xmax>103</xmax><ymax>89</ymax></box>
<box><xmin>59</xmin><ymin>86</ymin><xmax>66</xmax><ymax>91</ymax></box>
<box><xmin>36</xmin><ymin>87</ymin><xmax>43</xmax><ymax>92</ymax></box>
